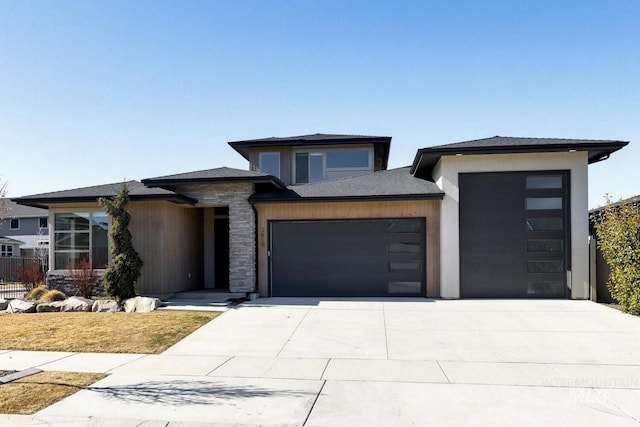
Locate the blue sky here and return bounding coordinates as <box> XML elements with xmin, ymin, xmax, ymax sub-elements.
<box><xmin>1</xmin><ymin>0</ymin><xmax>638</xmax><ymax>207</ymax></box>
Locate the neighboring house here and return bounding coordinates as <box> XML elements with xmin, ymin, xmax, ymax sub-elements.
<box><xmin>589</xmin><ymin>194</ymin><xmax>640</xmax><ymax>303</ymax></box>
<box><xmin>0</xmin><ymin>200</ymin><xmax>49</xmax><ymax>260</ymax></box>
<box><xmin>14</xmin><ymin>134</ymin><xmax>628</xmax><ymax>299</ymax></box>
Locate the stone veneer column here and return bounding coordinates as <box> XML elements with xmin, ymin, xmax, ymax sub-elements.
<box><xmin>228</xmin><ymin>196</ymin><xmax>256</xmax><ymax>293</ymax></box>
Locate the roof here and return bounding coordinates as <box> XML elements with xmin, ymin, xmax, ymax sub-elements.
<box><xmin>1</xmin><ymin>200</ymin><xmax>48</xmax><ymax>218</ymax></box>
<box><xmin>0</xmin><ymin>236</ymin><xmax>24</xmax><ymax>245</ymax></box>
<box><xmin>228</xmin><ymin>133</ymin><xmax>392</xmax><ymax>169</ymax></box>
<box><xmin>6</xmin><ymin>235</ymin><xmax>48</xmax><ymax>249</ymax></box>
<box><xmin>142</xmin><ymin>167</ymin><xmax>285</xmax><ymax>189</ymax></box>
<box><xmin>12</xmin><ymin>181</ymin><xmax>196</xmax><ymax>209</ymax></box>
<box><xmin>590</xmin><ymin>194</ymin><xmax>640</xmax><ymax>214</ymax></box>
<box><xmin>250</xmin><ymin>167</ymin><xmax>444</xmax><ymax>203</ymax></box>
<box><xmin>411</xmin><ymin>136</ymin><xmax>629</xmax><ymax>177</ymax></box>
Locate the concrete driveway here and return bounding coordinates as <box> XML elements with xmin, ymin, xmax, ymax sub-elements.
<box><xmin>10</xmin><ymin>299</ymin><xmax>640</xmax><ymax>426</ymax></box>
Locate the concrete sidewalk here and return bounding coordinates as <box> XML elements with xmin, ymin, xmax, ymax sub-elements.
<box><xmin>2</xmin><ymin>299</ymin><xmax>640</xmax><ymax>426</ymax></box>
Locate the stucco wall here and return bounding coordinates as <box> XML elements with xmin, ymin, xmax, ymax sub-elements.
<box><xmin>434</xmin><ymin>151</ymin><xmax>589</xmax><ymax>299</ymax></box>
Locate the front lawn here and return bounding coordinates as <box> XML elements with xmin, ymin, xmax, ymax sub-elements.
<box><xmin>0</xmin><ymin>311</ymin><xmax>220</xmax><ymax>354</ymax></box>
<box><xmin>0</xmin><ymin>371</ymin><xmax>106</xmax><ymax>414</ymax></box>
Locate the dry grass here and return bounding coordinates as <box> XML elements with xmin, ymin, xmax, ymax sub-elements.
<box><xmin>0</xmin><ymin>311</ymin><xmax>220</xmax><ymax>353</ymax></box>
<box><xmin>0</xmin><ymin>371</ymin><xmax>106</xmax><ymax>414</ymax></box>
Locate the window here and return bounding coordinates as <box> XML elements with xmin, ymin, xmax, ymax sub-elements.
<box><xmin>526</xmin><ymin>197</ymin><xmax>562</xmax><ymax>210</ymax></box>
<box><xmin>258</xmin><ymin>152</ymin><xmax>280</xmax><ymax>178</ymax></box>
<box><xmin>526</xmin><ymin>175</ymin><xmax>562</xmax><ymax>189</ymax></box>
<box><xmin>54</xmin><ymin>212</ymin><xmax>109</xmax><ymax>269</ymax></box>
<box><xmin>39</xmin><ymin>217</ymin><xmax>48</xmax><ymax>229</ymax></box>
<box><xmin>294</xmin><ymin>148</ymin><xmax>372</xmax><ymax>183</ymax></box>
<box><xmin>10</xmin><ymin>218</ymin><xmax>19</xmax><ymax>230</ymax></box>
<box><xmin>1</xmin><ymin>245</ymin><xmax>13</xmax><ymax>257</ymax></box>
<box><xmin>326</xmin><ymin>150</ymin><xmax>370</xmax><ymax>168</ymax></box>
<box><xmin>526</xmin><ymin>217</ymin><xmax>563</xmax><ymax>231</ymax></box>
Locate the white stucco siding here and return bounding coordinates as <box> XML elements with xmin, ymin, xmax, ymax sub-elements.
<box><xmin>434</xmin><ymin>151</ymin><xmax>589</xmax><ymax>299</ymax></box>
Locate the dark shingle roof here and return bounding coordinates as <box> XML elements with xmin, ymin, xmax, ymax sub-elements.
<box><xmin>411</xmin><ymin>135</ymin><xmax>629</xmax><ymax>178</ymax></box>
<box><xmin>142</xmin><ymin>167</ymin><xmax>285</xmax><ymax>189</ymax></box>
<box><xmin>250</xmin><ymin>167</ymin><xmax>444</xmax><ymax>203</ymax></box>
<box><xmin>13</xmin><ymin>181</ymin><xmax>195</xmax><ymax>209</ymax></box>
<box><xmin>228</xmin><ymin>133</ymin><xmax>392</xmax><ymax>169</ymax></box>
<box><xmin>590</xmin><ymin>194</ymin><xmax>640</xmax><ymax>214</ymax></box>
<box><xmin>2</xmin><ymin>200</ymin><xmax>48</xmax><ymax>218</ymax></box>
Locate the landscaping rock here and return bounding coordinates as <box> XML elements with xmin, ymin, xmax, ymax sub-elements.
<box><xmin>91</xmin><ymin>299</ymin><xmax>120</xmax><ymax>313</ymax></box>
<box><xmin>59</xmin><ymin>296</ymin><xmax>93</xmax><ymax>312</ymax></box>
<box><xmin>6</xmin><ymin>299</ymin><xmax>37</xmax><ymax>313</ymax></box>
<box><xmin>0</xmin><ymin>298</ymin><xmax>8</xmax><ymax>311</ymax></box>
<box><xmin>123</xmin><ymin>296</ymin><xmax>163</xmax><ymax>313</ymax></box>
<box><xmin>36</xmin><ymin>301</ymin><xmax>64</xmax><ymax>312</ymax></box>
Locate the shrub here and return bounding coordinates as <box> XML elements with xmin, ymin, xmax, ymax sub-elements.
<box><xmin>40</xmin><ymin>289</ymin><xmax>67</xmax><ymax>302</ymax></box>
<box><xmin>99</xmin><ymin>183</ymin><xmax>143</xmax><ymax>303</ymax></box>
<box><xmin>67</xmin><ymin>258</ymin><xmax>98</xmax><ymax>299</ymax></box>
<box><xmin>593</xmin><ymin>195</ymin><xmax>640</xmax><ymax>314</ymax></box>
<box><xmin>26</xmin><ymin>285</ymin><xmax>48</xmax><ymax>301</ymax></box>
<box><xmin>13</xmin><ymin>262</ymin><xmax>45</xmax><ymax>292</ymax></box>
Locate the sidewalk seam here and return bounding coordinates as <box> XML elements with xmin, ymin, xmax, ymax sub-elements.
<box><xmin>303</xmin><ymin>379</ymin><xmax>326</xmax><ymax>426</ymax></box>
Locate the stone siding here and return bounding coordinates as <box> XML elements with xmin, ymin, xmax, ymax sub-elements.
<box><xmin>47</xmin><ymin>271</ymin><xmax>105</xmax><ymax>297</ymax></box>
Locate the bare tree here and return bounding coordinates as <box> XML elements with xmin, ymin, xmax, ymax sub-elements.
<box><xmin>0</xmin><ymin>180</ymin><xmax>6</xmax><ymax>220</ymax></box>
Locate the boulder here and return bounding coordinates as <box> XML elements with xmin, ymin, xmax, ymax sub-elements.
<box><xmin>122</xmin><ymin>296</ymin><xmax>163</xmax><ymax>313</ymax></box>
<box><xmin>6</xmin><ymin>299</ymin><xmax>37</xmax><ymax>313</ymax></box>
<box><xmin>91</xmin><ymin>299</ymin><xmax>120</xmax><ymax>313</ymax></box>
<box><xmin>0</xmin><ymin>298</ymin><xmax>8</xmax><ymax>311</ymax></box>
<box><xmin>59</xmin><ymin>296</ymin><xmax>93</xmax><ymax>312</ymax></box>
<box><xmin>36</xmin><ymin>301</ymin><xmax>64</xmax><ymax>312</ymax></box>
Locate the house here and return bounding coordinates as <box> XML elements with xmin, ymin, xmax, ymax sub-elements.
<box><xmin>14</xmin><ymin>134</ymin><xmax>628</xmax><ymax>299</ymax></box>
<box><xmin>0</xmin><ymin>200</ymin><xmax>49</xmax><ymax>260</ymax></box>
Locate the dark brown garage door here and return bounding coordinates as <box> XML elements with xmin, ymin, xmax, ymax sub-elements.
<box><xmin>269</xmin><ymin>219</ymin><xmax>425</xmax><ymax>297</ymax></box>
<box><xmin>459</xmin><ymin>171</ymin><xmax>570</xmax><ymax>298</ymax></box>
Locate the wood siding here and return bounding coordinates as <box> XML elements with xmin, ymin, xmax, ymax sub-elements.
<box><xmin>129</xmin><ymin>201</ymin><xmax>203</xmax><ymax>295</ymax></box>
<box><xmin>255</xmin><ymin>200</ymin><xmax>441</xmax><ymax>297</ymax></box>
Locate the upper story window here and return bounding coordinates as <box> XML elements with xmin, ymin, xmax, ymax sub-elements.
<box><xmin>259</xmin><ymin>152</ymin><xmax>281</xmax><ymax>178</ymax></box>
<box><xmin>54</xmin><ymin>212</ymin><xmax>109</xmax><ymax>269</ymax></box>
<box><xmin>10</xmin><ymin>218</ymin><xmax>19</xmax><ymax>230</ymax></box>
<box><xmin>39</xmin><ymin>217</ymin><xmax>48</xmax><ymax>229</ymax></box>
<box><xmin>294</xmin><ymin>148</ymin><xmax>373</xmax><ymax>184</ymax></box>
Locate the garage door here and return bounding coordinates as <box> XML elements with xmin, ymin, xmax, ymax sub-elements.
<box><xmin>459</xmin><ymin>171</ymin><xmax>569</xmax><ymax>298</ymax></box>
<box><xmin>270</xmin><ymin>219</ymin><xmax>425</xmax><ymax>297</ymax></box>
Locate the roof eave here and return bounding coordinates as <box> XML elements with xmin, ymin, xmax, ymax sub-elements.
<box><xmin>250</xmin><ymin>193</ymin><xmax>445</xmax><ymax>204</ymax></box>
<box><xmin>13</xmin><ymin>194</ymin><xmax>197</xmax><ymax>208</ymax></box>
<box><xmin>412</xmin><ymin>141</ymin><xmax>629</xmax><ymax>177</ymax></box>
<box><xmin>142</xmin><ymin>176</ymin><xmax>286</xmax><ymax>189</ymax></box>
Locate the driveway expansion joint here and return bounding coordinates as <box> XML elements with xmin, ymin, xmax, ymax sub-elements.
<box><xmin>303</xmin><ymin>379</ymin><xmax>326</xmax><ymax>426</ymax></box>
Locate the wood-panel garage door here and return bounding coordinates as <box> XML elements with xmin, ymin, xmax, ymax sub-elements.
<box><xmin>269</xmin><ymin>219</ymin><xmax>425</xmax><ymax>297</ymax></box>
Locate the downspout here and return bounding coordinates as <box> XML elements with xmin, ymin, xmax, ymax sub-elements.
<box><xmin>249</xmin><ymin>201</ymin><xmax>260</xmax><ymax>300</ymax></box>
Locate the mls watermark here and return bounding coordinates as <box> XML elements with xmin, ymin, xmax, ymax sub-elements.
<box><xmin>540</xmin><ymin>377</ymin><xmax>639</xmax><ymax>388</ymax></box>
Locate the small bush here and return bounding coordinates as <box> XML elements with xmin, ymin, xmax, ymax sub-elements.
<box><xmin>67</xmin><ymin>258</ymin><xmax>98</xmax><ymax>299</ymax></box>
<box><xmin>13</xmin><ymin>263</ymin><xmax>45</xmax><ymax>292</ymax></box>
<box><xmin>26</xmin><ymin>285</ymin><xmax>48</xmax><ymax>301</ymax></box>
<box><xmin>40</xmin><ymin>289</ymin><xmax>67</xmax><ymax>302</ymax></box>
